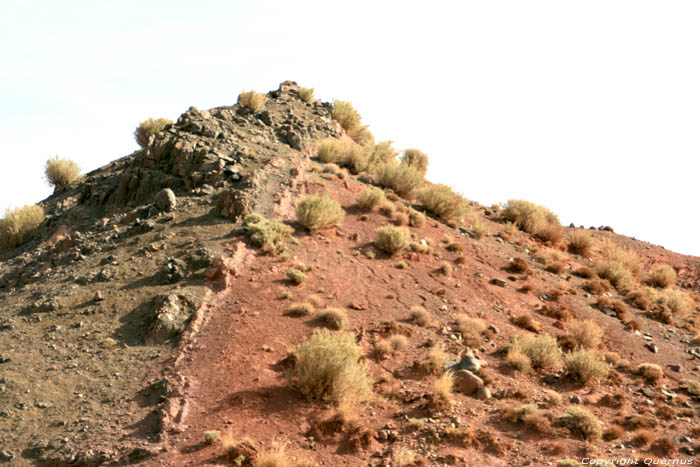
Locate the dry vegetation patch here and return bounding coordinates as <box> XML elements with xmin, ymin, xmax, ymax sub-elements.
<box><xmin>0</xmin><ymin>204</ymin><xmax>45</xmax><ymax>251</ymax></box>
<box><xmin>134</xmin><ymin>117</ymin><xmax>172</xmax><ymax>147</ymax></box>
<box><xmin>296</xmin><ymin>194</ymin><xmax>345</xmax><ymax>231</ymax></box>
<box><xmin>238</xmin><ymin>90</ymin><xmax>267</xmax><ymax>112</ymax></box>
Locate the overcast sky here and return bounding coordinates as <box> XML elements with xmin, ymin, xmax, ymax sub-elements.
<box><xmin>1</xmin><ymin>1</ymin><xmax>698</xmax><ymax>256</ymax></box>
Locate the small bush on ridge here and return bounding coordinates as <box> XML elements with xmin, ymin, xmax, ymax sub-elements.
<box><xmin>134</xmin><ymin>117</ymin><xmax>172</xmax><ymax>148</ymax></box>
<box><xmin>0</xmin><ymin>205</ymin><xmax>45</xmax><ymax>251</ymax></box>
<box><xmin>237</xmin><ymin>90</ymin><xmax>267</xmax><ymax>112</ymax></box>
<box><xmin>296</xmin><ymin>194</ymin><xmax>345</xmax><ymax>231</ymax></box>
<box><xmin>44</xmin><ymin>156</ymin><xmax>82</xmax><ymax>189</ymax></box>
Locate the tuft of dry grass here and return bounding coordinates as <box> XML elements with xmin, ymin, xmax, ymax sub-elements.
<box><xmin>375</xmin><ymin>225</ymin><xmax>410</xmax><ymax>255</ymax></box>
<box><xmin>203</xmin><ymin>430</ymin><xmax>220</xmax><ymax>444</ymax></box>
<box><xmin>547</xmin><ymin>262</ymin><xmax>566</xmax><ymax>275</ymax></box>
<box><xmin>298</xmin><ymin>87</ymin><xmax>314</xmax><ymax>103</ymax></box>
<box><xmin>506</xmin><ymin>347</ymin><xmax>532</xmax><ymax>373</ymax></box>
<box><xmin>584</xmin><ymin>279</ymin><xmax>611</xmax><ymax>295</ymax></box>
<box><xmin>296</xmin><ymin>194</ymin><xmax>345</xmax><ymax>231</ymax></box>
<box><xmin>331</xmin><ymin>100</ymin><xmax>372</xmax><ymax>145</ymax></box>
<box><xmin>356</xmin><ymin>187</ymin><xmax>386</xmax><ymax>211</ymax></box>
<box><xmin>438</xmin><ymin>261</ymin><xmax>453</xmax><ymax>276</ymax></box>
<box><xmin>426</xmin><ymin>344</ymin><xmax>448</xmax><ymax>374</ymax></box>
<box><xmin>285</xmin><ymin>302</ymin><xmax>314</xmax><ymax>317</ymax></box>
<box><xmin>391</xmin><ymin>446</ymin><xmax>419</xmax><ymax>467</ymax></box>
<box><xmin>456</xmin><ymin>315</ymin><xmax>488</xmax><ymax>347</ymax></box>
<box><xmin>409</xmin><ymin>306</ymin><xmax>431</xmax><ymax>327</ymax></box>
<box><xmin>567</xmin><ymin>319</ymin><xmax>604</xmax><ymax>350</ymax></box>
<box><xmin>513</xmin><ymin>313</ymin><xmax>541</xmax><ymax>333</ymax></box>
<box><xmin>317</xmin><ymin>308</ymin><xmax>348</xmax><ymax>330</ymax></box>
<box><xmin>506</xmin><ymin>257</ymin><xmax>530</xmax><ymax>274</ymax></box>
<box><xmin>566</xmin><ymin>230</ymin><xmax>593</xmax><ymax>256</ymax></box>
<box><xmin>650</xmin><ymin>436</ymin><xmax>677</xmax><ymax>456</ymax></box>
<box><xmin>509</xmin><ymin>334</ymin><xmax>561</xmax><ymax>370</ymax></box>
<box><xmin>238</xmin><ymin>90</ymin><xmax>267</xmax><ymax>112</ymax></box>
<box><xmin>565</xmin><ymin>349</ymin><xmax>608</xmax><ymax>384</ymax></box>
<box><xmin>433</xmin><ymin>371</ymin><xmax>455</xmax><ymax>407</ymax></box>
<box><xmin>378</xmin><ymin>202</ymin><xmax>395</xmax><ymax>218</ymax></box>
<box><xmin>603</xmin><ymin>424</ymin><xmax>624</xmax><ymax>441</ymax></box>
<box><xmin>307</xmin><ymin>294</ymin><xmax>324</xmax><ymax>308</ymax></box>
<box><xmin>44</xmin><ymin>156</ymin><xmax>82</xmax><ymax>190</ymax></box>
<box><xmin>254</xmin><ymin>440</ymin><xmax>291</xmax><ymax>467</ymax></box>
<box><xmin>134</xmin><ymin>117</ymin><xmax>172</xmax><ymax>148</ymax></box>
<box><xmin>244</xmin><ymin>213</ymin><xmax>294</xmax><ymax>255</ymax></box>
<box><xmin>372</xmin><ymin>163</ymin><xmax>424</xmax><ymax>198</ymax></box>
<box><xmin>416</xmin><ymin>184</ymin><xmax>469</xmax><ymax>223</ymax></box>
<box><xmin>650</xmin><ymin>265</ymin><xmax>677</xmax><ymax>288</ymax></box>
<box><xmin>573</xmin><ymin>266</ymin><xmax>596</xmax><ymax>279</ymax></box>
<box><xmin>630</xmin><ymin>429</ymin><xmax>654</xmax><ymax>447</ymax></box>
<box><xmin>502</xmin><ymin>199</ymin><xmax>561</xmax><ymax>243</ymax></box>
<box><xmin>315</xmin><ymin>138</ymin><xmax>368</xmax><ymax>173</ymax></box>
<box><xmin>286</xmin><ymin>268</ymin><xmax>308</xmax><ymax>285</ymax></box>
<box><xmin>0</xmin><ymin>204</ymin><xmax>45</xmax><ymax>251</ymax></box>
<box><xmin>559</xmin><ymin>406</ymin><xmax>602</xmax><ymax>441</ymax></box>
<box><xmin>287</xmin><ymin>329</ymin><xmax>372</xmax><ymax>406</ymax></box>
<box><xmin>408</xmin><ymin>210</ymin><xmax>425</xmax><ymax>227</ymax></box>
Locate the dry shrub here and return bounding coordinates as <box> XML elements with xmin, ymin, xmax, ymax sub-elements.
<box><xmin>542</xmin><ymin>389</ymin><xmax>563</xmax><ymax>407</ymax></box>
<box><xmin>438</xmin><ymin>261</ymin><xmax>453</xmax><ymax>276</ymax></box>
<box><xmin>540</xmin><ymin>303</ymin><xmax>572</xmax><ymax>321</ymax></box>
<box><xmin>567</xmin><ymin>319</ymin><xmax>604</xmax><ymax>350</ymax></box>
<box><xmin>471</xmin><ymin>218</ymin><xmax>487</xmax><ymax>239</ymax></box>
<box><xmin>409</xmin><ymin>306</ymin><xmax>430</xmax><ymax>327</ymax></box>
<box><xmin>513</xmin><ymin>313</ymin><xmax>541</xmax><ymax>333</ymax></box>
<box><xmin>400</xmin><ymin>149</ymin><xmax>429</xmax><ymax>174</ymax></box>
<box><xmin>559</xmin><ymin>406</ymin><xmax>602</xmax><ymax>441</ymax></box>
<box><xmin>506</xmin><ymin>347</ymin><xmax>532</xmax><ymax>373</ymax></box>
<box><xmin>650</xmin><ymin>436</ymin><xmax>676</xmax><ymax>456</ymax></box>
<box><xmin>222</xmin><ymin>435</ymin><xmax>257</xmax><ymax>462</ymax></box>
<box><xmin>408</xmin><ymin>210</ymin><xmax>425</xmax><ymax>227</ymax></box>
<box><xmin>373</xmin><ymin>163</ymin><xmax>424</xmax><ymax>198</ymax></box>
<box><xmin>583</xmin><ymin>279</ymin><xmax>611</xmax><ymax>295</ymax></box>
<box><xmin>244</xmin><ymin>213</ymin><xmax>294</xmax><ymax>255</ymax></box>
<box><xmin>296</xmin><ymin>194</ymin><xmax>345</xmax><ymax>231</ymax></box>
<box><xmin>499</xmin><ymin>402</ymin><xmax>551</xmax><ymax>432</ymax></box>
<box><xmin>298</xmin><ymin>87</ymin><xmax>314</xmax><ymax>103</ymax></box>
<box><xmin>285</xmin><ymin>302</ymin><xmax>314</xmax><ymax>317</ymax></box>
<box><xmin>331</xmin><ymin>100</ymin><xmax>370</xmax><ymax>146</ymax></box>
<box><xmin>375</xmin><ymin>225</ymin><xmax>410</xmax><ymax>255</ymax></box>
<box><xmin>426</xmin><ymin>344</ymin><xmax>448</xmax><ymax>375</ymax></box>
<box><xmin>628</xmin><ymin>287</ymin><xmax>653</xmax><ymax>310</ymax></box>
<box><xmin>393</xmin><ymin>212</ymin><xmax>408</xmax><ymax>226</ymax></box>
<box><xmin>650</xmin><ymin>265</ymin><xmax>676</xmax><ymax>288</ymax></box>
<box><xmin>502</xmin><ymin>199</ymin><xmax>561</xmax><ymax>242</ymax></box>
<box><xmin>316</xmin><ymin>138</ymin><xmax>368</xmax><ymax>173</ymax></box>
<box><xmin>566</xmin><ymin>230</ymin><xmax>593</xmax><ymax>256</ymax></box>
<box><xmin>446</xmin><ymin>242</ymin><xmax>464</xmax><ymax>253</ymax></box>
<box><xmin>238</xmin><ymin>90</ymin><xmax>267</xmax><ymax>112</ymax></box>
<box><xmin>374</xmin><ymin>339</ymin><xmax>392</xmax><ymax>359</ymax></box>
<box><xmin>630</xmin><ymin>429</ymin><xmax>654</xmax><ymax>447</ymax></box>
<box><xmin>134</xmin><ymin>117</ymin><xmax>172</xmax><ymax>147</ymax></box>
<box><xmin>506</xmin><ymin>257</ymin><xmax>530</xmax><ymax>274</ymax></box>
<box><xmin>203</xmin><ymin>430</ymin><xmax>220</xmax><ymax>444</ymax></box>
<box><xmin>603</xmin><ymin>424</ymin><xmax>624</xmax><ymax>441</ymax></box>
<box><xmin>317</xmin><ymin>308</ymin><xmax>348</xmax><ymax>330</ymax></box>
<box><xmin>618</xmin><ymin>414</ymin><xmax>658</xmax><ymax>430</ymax></box>
<box><xmin>652</xmin><ymin>288</ymin><xmax>692</xmax><ymax>321</ymax></box>
<box><xmin>573</xmin><ymin>267</ymin><xmax>596</xmax><ymax>279</ymax></box>
<box><xmin>307</xmin><ymin>294</ymin><xmax>324</xmax><ymax>308</ymax></box>
<box><xmin>367</xmin><ymin>141</ymin><xmax>398</xmax><ymax>169</ymax></box>
<box><xmin>656</xmin><ymin>405</ymin><xmax>675</xmax><ymax>420</ymax></box>
<box><xmin>391</xmin><ymin>446</ymin><xmax>421</xmax><ymax>467</ymax></box>
<box><xmin>596</xmin><ymin>260</ymin><xmax>635</xmax><ymax>293</ymax></box>
<box><xmin>286</xmin><ymin>268</ymin><xmax>307</xmax><ymax>285</ymax></box>
<box><xmin>389</xmin><ymin>334</ymin><xmax>408</xmax><ymax>351</ymax></box>
<box><xmin>456</xmin><ymin>315</ymin><xmax>487</xmax><ymax>346</ymax></box>
<box><xmin>44</xmin><ymin>156</ymin><xmax>82</xmax><ymax>189</ymax></box>
<box><xmin>288</xmin><ymin>329</ymin><xmax>372</xmax><ymax>406</ymax></box>
<box><xmin>509</xmin><ymin>334</ymin><xmax>561</xmax><ymax>370</ymax></box>
<box><xmin>636</xmin><ymin>363</ymin><xmax>663</xmax><ymax>384</ymax></box>
<box><xmin>415</xmin><ymin>184</ymin><xmax>469</xmax><ymax>223</ymax></box>
<box><xmin>518</xmin><ymin>283</ymin><xmax>534</xmax><ymax>294</ymax></box>
<box><xmin>565</xmin><ymin>349</ymin><xmax>608</xmax><ymax>384</ymax></box>
<box><xmin>547</xmin><ymin>262</ymin><xmax>566</xmax><ymax>274</ymax></box>
<box><xmin>0</xmin><ymin>205</ymin><xmax>45</xmax><ymax>251</ymax></box>
<box><xmin>378</xmin><ymin>202</ymin><xmax>395</xmax><ymax>218</ymax></box>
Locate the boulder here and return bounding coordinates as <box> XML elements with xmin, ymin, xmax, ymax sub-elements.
<box><xmin>145</xmin><ymin>293</ymin><xmax>195</xmax><ymax>344</ymax></box>
<box><xmin>453</xmin><ymin>370</ymin><xmax>484</xmax><ymax>395</ymax></box>
<box><xmin>154</xmin><ymin>188</ymin><xmax>177</xmax><ymax>212</ymax></box>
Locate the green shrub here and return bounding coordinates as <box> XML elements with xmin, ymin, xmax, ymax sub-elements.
<box><xmin>286</xmin><ymin>268</ymin><xmax>308</xmax><ymax>285</ymax></box>
<box><xmin>373</xmin><ymin>163</ymin><xmax>424</xmax><ymax>198</ymax></box>
<box><xmin>509</xmin><ymin>334</ymin><xmax>561</xmax><ymax>370</ymax></box>
<box><xmin>134</xmin><ymin>117</ymin><xmax>172</xmax><ymax>148</ymax></box>
<box><xmin>375</xmin><ymin>225</ymin><xmax>410</xmax><ymax>255</ymax></box>
<box><xmin>44</xmin><ymin>156</ymin><xmax>82</xmax><ymax>189</ymax></box>
<box><xmin>565</xmin><ymin>349</ymin><xmax>608</xmax><ymax>384</ymax></box>
<box><xmin>559</xmin><ymin>406</ymin><xmax>602</xmax><ymax>441</ymax></box>
<box><xmin>400</xmin><ymin>149</ymin><xmax>429</xmax><ymax>174</ymax></box>
<box><xmin>298</xmin><ymin>87</ymin><xmax>314</xmax><ymax>103</ymax></box>
<box><xmin>244</xmin><ymin>214</ymin><xmax>294</xmax><ymax>255</ymax></box>
<box><xmin>416</xmin><ymin>184</ymin><xmax>469</xmax><ymax>222</ymax></box>
<box><xmin>237</xmin><ymin>90</ymin><xmax>267</xmax><ymax>112</ymax></box>
<box><xmin>296</xmin><ymin>194</ymin><xmax>345</xmax><ymax>231</ymax></box>
<box><xmin>0</xmin><ymin>205</ymin><xmax>45</xmax><ymax>251</ymax></box>
<box><xmin>203</xmin><ymin>430</ymin><xmax>220</xmax><ymax>445</ymax></box>
<box><xmin>287</xmin><ymin>329</ymin><xmax>372</xmax><ymax>406</ymax></box>
<box><xmin>650</xmin><ymin>265</ymin><xmax>676</xmax><ymax>288</ymax></box>
<box><xmin>356</xmin><ymin>187</ymin><xmax>386</xmax><ymax>211</ymax></box>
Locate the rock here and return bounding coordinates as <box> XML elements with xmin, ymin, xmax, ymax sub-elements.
<box><xmin>185</xmin><ymin>248</ymin><xmax>214</xmax><ymax>270</ymax></box>
<box><xmin>93</xmin><ymin>291</ymin><xmax>104</xmax><ymax>302</ymax></box>
<box><xmin>641</xmin><ymin>387</ymin><xmax>656</xmax><ymax>397</ymax></box>
<box><xmin>144</xmin><ymin>293</ymin><xmax>197</xmax><ymax>344</ymax></box>
<box><xmin>159</xmin><ymin>257</ymin><xmax>188</xmax><ymax>284</ymax></box>
<box><xmin>0</xmin><ymin>450</ymin><xmax>14</xmax><ymax>461</ymax></box>
<box><xmin>448</xmin><ymin>350</ymin><xmax>483</xmax><ymax>373</ymax></box>
<box><xmin>669</xmin><ymin>364</ymin><xmax>683</xmax><ymax>372</ymax></box>
<box><xmin>489</xmin><ymin>278</ymin><xmax>507</xmax><ymax>287</ymax></box>
<box><xmin>488</xmin><ymin>324</ymin><xmax>499</xmax><ymax>334</ymax></box>
<box><xmin>95</xmin><ymin>267</ymin><xmax>115</xmax><ymax>282</ymax></box>
<box><xmin>475</xmin><ymin>387</ymin><xmax>492</xmax><ymax>400</ymax></box>
<box><xmin>543</xmin><ymin>374</ymin><xmax>560</xmax><ymax>385</ymax></box>
<box><xmin>453</xmin><ymin>370</ymin><xmax>484</xmax><ymax>395</ymax></box>
<box><xmin>154</xmin><ymin>188</ymin><xmax>177</xmax><ymax>212</ymax></box>
<box><xmin>645</xmin><ymin>343</ymin><xmax>659</xmax><ymax>353</ymax></box>
<box><xmin>570</xmin><ymin>395</ymin><xmax>582</xmax><ymax>404</ymax></box>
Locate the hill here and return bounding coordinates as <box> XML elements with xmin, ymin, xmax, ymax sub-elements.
<box><xmin>1</xmin><ymin>81</ymin><xmax>699</xmax><ymax>466</ymax></box>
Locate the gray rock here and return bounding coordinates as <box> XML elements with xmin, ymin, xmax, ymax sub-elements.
<box><xmin>489</xmin><ymin>278</ymin><xmax>507</xmax><ymax>287</ymax></box>
<box><xmin>669</xmin><ymin>364</ymin><xmax>683</xmax><ymax>372</ymax></box>
<box><xmin>646</xmin><ymin>343</ymin><xmax>659</xmax><ymax>353</ymax></box>
<box><xmin>453</xmin><ymin>370</ymin><xmax>484</xmax><ymax>395</ymax></box>
<box><xmin>570</xmin><ymin>395</ymin><xmax>582</xmax><ymax>404</ymax></box>
<box><xmin>448</xmin><ymin>350</ymin><xmax>483</xmax><ymax>373</ymax></box>
<box><xmin>154</xmin><ymin>188</ymin><xmax>177</xmax><ymax>212</ymax></box>
<box><xmin>475</xmin><ymin>387</ymin><xmax>492</xmax><ymax>400</ymax></box>
<box><xmin>159</xmin><ymin>257</ymin><xmax>188</xmax><ymax>284</ymax></box>
<box><xmin>145</xmin><ymin>293</ymin><xmax>196</xmax><ymax>344</ymax></box>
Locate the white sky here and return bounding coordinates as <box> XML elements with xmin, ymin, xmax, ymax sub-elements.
<box><xmin>1</xmin><ymin>1</ymin><xmax>698</xmax><ymax>256</ymax></box>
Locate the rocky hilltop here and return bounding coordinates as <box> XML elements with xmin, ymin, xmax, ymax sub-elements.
<box><xmin>1</xmin><ymin>81</ymin><xmax>700</xmax><ymax>467</ymax></box>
